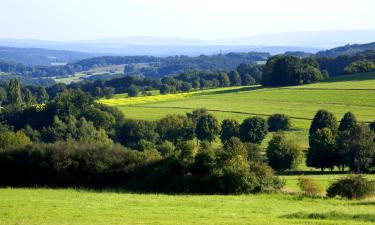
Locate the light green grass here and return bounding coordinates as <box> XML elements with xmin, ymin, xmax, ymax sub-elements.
<box><xmin>281</xmin><ymin>174</ymin><xmax>375</xmax><ymax>192</ymax></box>
<box><xmin>100</xmin><ymin>72</ymin><xmax>375</xmax><ymax>149</ymax></box>
<box><xmin>1</xmin><ymin>188</ymin><xmax>374</xmax><ymax>225</ymax></box>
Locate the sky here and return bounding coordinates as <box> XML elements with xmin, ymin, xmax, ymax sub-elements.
<box><xmin>1</xmin><ymin>0</ymin><xmax>375</xmax><ymax>41</ymax></box>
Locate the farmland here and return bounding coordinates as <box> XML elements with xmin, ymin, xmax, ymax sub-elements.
<box><xmin>99</xmin><ymin>72</ymin><xmax>375</xmax><ymax>148</ymax></box>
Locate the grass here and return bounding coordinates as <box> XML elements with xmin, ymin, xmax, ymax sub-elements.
<box><xmin>1</xmin><ymin>188</ymin><xmax>375</xmax><ymax>225</ymax></box>
<box><xmin>281</xmin><ymin>174</ymin><xmax>375</xmax><ymax>192</ymax></box>
<box><xmin>99</xmin><ymin>72</ymin><xmax>375</xmax><ymax>149</ymax></box>
<box><xmin>3</xmin><ymin>73</ymin><xmax>375</xmax><ymax>225</ymax></box>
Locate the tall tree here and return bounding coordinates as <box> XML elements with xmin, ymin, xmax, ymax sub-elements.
<box><xmin>228</xmin><ymin>70</ymin><xmax>241</xmax><ymax>86</ymax></box>
<box><xmin>37</xmin><ymin>86</ymin><xmax>49</xmax><ymax>103</ymax></box>
<box><xmin>339</xmin><ymin>112</ymin><xmax>357</xmax><ymax>132</ymax></box>
<box><xmin>341</xmin><ymin>124</ymin><xmax>375</xmax><ymax>173</ymax></box>
<box><xmin>309</xmin><ymin>110</ymin><xmax>338</xmax><ymax>136</ymax></box>
<box><xmin>7</xmin><ymin>78</ymin><xmax>22</xmax><ymax>105</ymax></box>
<box><xmin>23</xmin><ymin>88</ymin><xmax>36</xmax><ymax>106</ymax></box>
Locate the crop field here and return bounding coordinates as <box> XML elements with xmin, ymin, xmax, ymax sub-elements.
<box><xmin>1</xmin><ymin>188</ymin><xmax>374</xmax><ymax>225</ymax></box>
<box><xmin>99</xmin><ymin>72</ymin><xmax>375</xmax><ymax>148</ymax></box>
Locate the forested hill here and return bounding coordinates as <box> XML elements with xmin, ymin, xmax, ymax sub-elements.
<box><xmin>0</xmin><ymin>46</ymin><xmax>97</xmax><ymax>66</ymax></box>
<box><xmin>316</xmin><ymin>42</ymin><xmax>375</xmax><ymax>57</ymax></box>
<box><xmin>70</xmin><ymin>52</ymin><xmax>270</xmax><ymax>78</ymax></box>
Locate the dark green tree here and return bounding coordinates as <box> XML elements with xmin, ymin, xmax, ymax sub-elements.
<box><xmin>220</xmin><ymin>119</ymin><xmax>240</xmax><ymax>144</ymax></box>
<box><xmin>228</xmin><ymin>70</ymin><xmax>241</xmax><ymax>86</ymax></box>
<box><xmin>266</xmin><ymin>132</ymin><xmax>302</xmax><ymax>171</ymax></box>
<box><xmin>240</xmin><ymin>117</ymin><xmax>268</xmax><ymax>144</ymax></box>
<box><xmin>241</xmin><ymin>74</ymin><xmax>256</xmax><ymax>86</ymax></box>
<box><xmin>309</xmin><ymin>109</ymin><xmax>338</xmax><ymax>136</ymax></box>
<box><xmin>156</xmin><ymin>114</ymin><xmax>195</xmax><ymax>144</ymax></box>
<box><xmin>37</xmin><ymin>86</ymin><xmax>49</xmax><ymax>103</ymax></box>
<box><xmin>267</xmin><ymin>114</ymin><xmax>291</xmax><ymax>131</ymax></box>
<box><xmin>306</xmin><ymin>128</ymin><xmax>337</xmax><ymax>171</ymax></box>
<box><xmin>7</xmin><ymin>78</ymin><xmax>23</xmax><ymax>105</ymax></box>
<box><xmin>217</xmin><ymin>72</ymin><xmax>230</xmax><ymax>87</ymax></box>
<box><xmin>23</xmin><ymin>88</ymin><xmax>36</xmax><ymax>106</ymax></box>
<box><xmin>343</xmin><ymin>124</ymin><xmax>375</xmax><ymax>173</ymax></box>
<box><xmin>127</xmin><ymin>85</ymin><xmax>139</xmax><ymax>97</ymax></box>
<box><xmin>339</xmin><ymin>112</ymin><xmax>357</xmax><ymax>132</ymax></box>
<box><xmin>195</xmin><ymin>114</ymin><xmax>220</xmax><ymax>143</ymax></box>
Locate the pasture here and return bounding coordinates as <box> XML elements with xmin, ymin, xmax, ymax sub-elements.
<box><xmin>1</xmin><ymin>188</ymin><xmax>374</xmax><ymax>225</ymax></box>
<box><xmin>99</xmin><ymin>72</ymin><xmax>375</xmax><ymax>148</ymax></box>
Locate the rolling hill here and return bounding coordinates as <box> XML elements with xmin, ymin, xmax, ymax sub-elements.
<box><xmin>99</xmin><ymin>72</ymin><xmax>375</xmax><ymax>149</ymax></box>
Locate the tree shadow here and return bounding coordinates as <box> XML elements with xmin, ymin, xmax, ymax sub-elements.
<box><xmin>281</xmin><ymin>211</ymin><xmax>375</xmax><ymax>223</ymax></box>
<box><xmin>195</xmin><ymin>85</ymin><xmax>265</xmax><ymax>96</ymax></box>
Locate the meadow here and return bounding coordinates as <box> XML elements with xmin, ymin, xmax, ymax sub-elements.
<box><xmin>1</xmin><ymin>188</ymin><xmax>374</xmax><ymax>225</ymax></box>
<box><xmin>99</xmin><ymin>72</ymin><xmax>375</xmax><ymax>148</ymax></box>
<box><xmin>2</xmin><ymin>73</ymin><xmax>374</xmax><ymax>225</ymax></box>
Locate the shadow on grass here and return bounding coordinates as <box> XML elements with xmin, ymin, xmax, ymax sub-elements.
<box><xmin>277</xmin><ymin>171</ymin><xmax>349</xmax><ymax>176</ymax></box>
<box><xmin>351</xmin><ymin>201</ymin><xmax>375</xmax><ymax>206</ymax></box>
<box><xmin>194</xmin><ymin>86</ymin><xmax>265</xmax><ymax>96</ymax></box>
<box><xmin>281</xmin><ymin>211</ymin><xmax>375</xmax><ymax>223</ymax></box>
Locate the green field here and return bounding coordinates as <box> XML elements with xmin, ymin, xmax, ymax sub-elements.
<box><xmin>4</xmin><ymin>73</ymin><xmax>374</xmax><ymax>225</ymax></box>
<box><xmin>1</xmin><ymin>188</ymin><xmax>374</xmax><ymax>225</ymax></box>
<box><xmin>100</xmin><ymin>72</ymin><xmax>375</xmax><ymax>149</ymax></box>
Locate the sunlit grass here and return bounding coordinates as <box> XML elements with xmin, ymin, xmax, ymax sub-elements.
<box><xmin>1</xmin><ymin>188</ymin><xmax>375</xmax><ymax>225</ymax></box>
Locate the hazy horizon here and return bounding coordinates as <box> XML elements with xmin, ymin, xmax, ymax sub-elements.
<box><xmin>1</xmin><ymin>0</ymin><xmax>375</xmax><ymax>41</ymax></box>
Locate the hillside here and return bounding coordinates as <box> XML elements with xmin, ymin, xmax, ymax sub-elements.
<box><xmin>316</xmin><ymin>42</ymin><xmax>375</xmax><ymax>57</ymax></box>
<box><xmin>100</xmin><ymin>72</ymin><xmax>375</xmax><ymax>149</ymax></box>
<box><xmin>0</xmin><ymin>46</ymin><xmax>97</xmax><ymax>66</ymax></box>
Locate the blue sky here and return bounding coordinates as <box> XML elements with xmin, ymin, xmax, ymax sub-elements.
<box><xmin>1</xmin><ymin>0</ymin><xmax>375</xmax><ymax>41</ymax></box>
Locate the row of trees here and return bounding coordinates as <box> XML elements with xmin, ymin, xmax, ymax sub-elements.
<box><xmin>0</xmin><ymin>78</ymin><xmax>49</xmax><ymax>107</ymax></box>
<box><xmin>307</xmin><ymin>110</ymin><xmax>375</xmax><ymax>173</ymax></box>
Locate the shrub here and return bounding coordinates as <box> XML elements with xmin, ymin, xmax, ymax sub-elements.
<box><xmin>298</xmin><ymin>176</ymin><xmax>323</xmax><ymax>196</ymax></box>
<box><xmin>267</xmin><ymin>114</ymin><xmax>291</xmax><ymax>131</ymax></box>
<box><xmin>326</xmin><ymin>175</ymin><xmax>375</xmax><ymax>199</ymax></box>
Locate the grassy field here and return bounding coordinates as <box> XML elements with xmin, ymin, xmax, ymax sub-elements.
<box><xmin>99</xmin><ymin>72</ymin><xmax>375</xmax><ymax>149</ymax></box>
<box><xmin>1</xmin><ymin>188</ymin><xmax>375</xmax><ymax>225</ymax></box>
<box><xmin>281</xmin><ymin>174</ymin><xmax>375</xmax><ymax>192</ymax></box>
<box><xmin>3</xmin><ymin>73</ymin><xmax>375</xmax><ymax>225</ymax></box>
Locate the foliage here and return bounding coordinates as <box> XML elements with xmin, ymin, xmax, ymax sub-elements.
<box><xmin>156</xmin><ymin>114</ymin><xmax>194</xmax><ymax>145</ymax></box>
<box><xmin>262</xmin><ymin>55</ymin><xmax>323</xmax><ymax>86</ymax></box>
<box><xmin>240</xmin><ymin>117</ymin><xmax>268</xmax><ymax>144</ymax></box>
<box><xmin>266</xmin><ymin>132</ymin><xmax>302</xmax><ymax>171</ymax></box>
<box><xmin>195</xmin><ymin>114</ymin><xmax>220</xmax><ymax>142</ymax></box>
<box><xmin>267</xmin><ymin>114</ymin><xmax>292</xmax><ymax>131</ymax></box>
<box><xmin>309</xmin><ymin>109</ymin><xmax>338</xmax><ymax>135</ymax></box>
<box><xmin>339</xmin><ymin>124</ymin><xmax>375</xmax><ymax>173</ymax></box>
<box><xmin>339</xmin><ymin>112</ymin><xmax>357</xmax><ymax>132</ymax></box>
<box><xmin>220</xmin><ymin>119</ymin><xmax>240</xmax><ymax>144</ymax></box>
<box><xmin>307</xmin><ymin>128</ymin><xmax>337</xmax><ymax>171</ymax></box>
<box><xmin>326</xmin><ymin>175</ymin><xmax>375</xmax><ymax>199</ymax></box>
<box><xmin>343</xmin><ymin>60</ymin><xmax>375</xmax><ymax>75</ymax></box>
<box><xmin>298</xmin><ymin>176</ymin><xmax>323</xmax><ymax>196</ymax></box>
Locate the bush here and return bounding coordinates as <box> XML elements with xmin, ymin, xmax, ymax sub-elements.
<box><xmin>267</xmin><ymin>114</ymin><xmax>291</xmax><ymax>131</ymax></box>
<box><xmin>298</xmin><ymin>176</ymin><xmax>323</xmax><ymax>196</ymax></box>
<box><xmin>326</xmin><ymin>175</ymin><xmax>375</xmax><ymax>199</ymax></box>
<box><xmin>0</xmin><ymin>142</ymin><xmax>160</xmax><ymax>187</ymax></box>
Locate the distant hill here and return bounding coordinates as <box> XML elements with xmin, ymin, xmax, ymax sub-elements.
<box><xmin>0</xmin><ymin>46</ymin><xmax>98</xmax><ymax>66</ymax></box>
<box><xmin>316</xmin><ymin>42</ymin><xmax>375</xmax><ymax>57</ymax></box>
